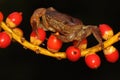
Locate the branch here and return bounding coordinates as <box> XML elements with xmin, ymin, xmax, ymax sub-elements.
<box><xmin>0</xmin><ymin>21</ymin><xmax>120</xmax><ymax>59</ymax></box>
<box><xmin>81</xmin><ymin>32</ymin><xmax>120</xmax><ymax>56</ymax></box>
<box><xmin>0</xmin><ymin>22</ymin><xmax>66</xmax><ymax>59</ymax></box>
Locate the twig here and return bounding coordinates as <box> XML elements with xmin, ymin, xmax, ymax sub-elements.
<box><xmin>0</xmin><ymin>21</ymin><xmax>120</xmax><ymax>59</ymax></box>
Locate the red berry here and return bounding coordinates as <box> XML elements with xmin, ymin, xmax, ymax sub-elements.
<box><xmin>0</xmin><ymin>32</ymin><xmax>11</xmax><ymax>48</ymax></box>
<box><xmin>85</xmin><ymin>53</ymin><xmax>101</xmax><ymax>69</ymax></box>
<box><xmin>47</xmin><ymin>33</ymin><xmax>63</xmax><ymax>52</ymax></box>
<box><xmin>99</xmin><ymin>24</ymin><xmax>114</xmax><ymax>40</ymax></box>
<box><xmin>30</xmin><ymin>27</ymin><xmax>46</xmax><ymax>45</ymax></box>
<box><xmin>104</xmin><ymin>46</ymin><xmax>119</xmax><ymax>63</ymax></box>
<box><xmin>0</xmin><ymin>12</ymin><xmax>4</xmax><ymax>22</ymax></box>
<box><xmin>6</xmin><ymin>12</ymin><xmax>22</xmax><ymax>28</ymax></box>
<box><xmin>73</xmin><ymin>39</ymin><xmax>87</xmax><ymax>50</ymax></box>
<box><xmin>66</xmin><ymin>46</ymin><xmax>81</xmax><ymax>62</ymax></box>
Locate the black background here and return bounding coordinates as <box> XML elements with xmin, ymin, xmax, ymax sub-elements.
<box><xmin>0</xmin><ymin>0</ymin><xmax>120</xmax><ymax>80</ymax></box>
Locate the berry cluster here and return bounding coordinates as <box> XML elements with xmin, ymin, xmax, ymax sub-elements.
<box><xmin>0</xmin><ymin>12</ymin><xmax>23</xmax><ymax>48</ymax></box>
<box><xmin>0</xmin><ymin>11</ymin><xmax>120</xmax><ymax>69</ymax></box>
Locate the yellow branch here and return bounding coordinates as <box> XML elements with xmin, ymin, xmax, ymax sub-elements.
<box><xmin>0</xmin><ymin>22</ymin><xmax>66</xmax><ymax>59</ymax></box>
<box><xmin>81</xmin><ymin>32</ymin><xmax>120</xmax><ymax>56</ymax></box>
<box><xmin>0</xmin><ymin>21</ymin><xmax>120</xmax><ymax>59</ymax></box>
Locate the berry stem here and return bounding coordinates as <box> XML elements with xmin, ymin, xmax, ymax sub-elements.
<box><xmin>0</xmin><ymin>21</ymin><xmax>120</xmax><ymax>59</ymax></box>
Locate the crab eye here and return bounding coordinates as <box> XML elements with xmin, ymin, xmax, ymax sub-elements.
<box><xmin>70</xmin><ymin>17</ymin><xmax>82</xmax><ymax>25</ymax></box>
<box><xmin>70</xmin><ymin>17</ymin><xmax>79</xmax><ymax>23</ymax></box>
<box><xmin>63</xmin><ymin>21</ymin><xmax>69</xmax><ymax>24</ymax></box>
<box><xmin>70</xmin><ymin>18</ymin><xmax>74</xmax><ymax>23</ymax></box>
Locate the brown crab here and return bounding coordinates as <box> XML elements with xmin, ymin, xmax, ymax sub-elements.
<box><xmin>30</xmin><ymin>7</ymin><xmax>103</xmax><ymax>47</ymax></box>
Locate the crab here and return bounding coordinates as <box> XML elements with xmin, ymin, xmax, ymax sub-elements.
<box><xmin>30</xmin><ymin>7</ymin><xmax>103</xmax><ymax>47</ymax></box>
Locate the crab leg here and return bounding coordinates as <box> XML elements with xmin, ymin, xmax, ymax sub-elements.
<box><xmin>30</xmin><ymin>8</ymin><xmax>47</xmax><ymax>36</ymax></box>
